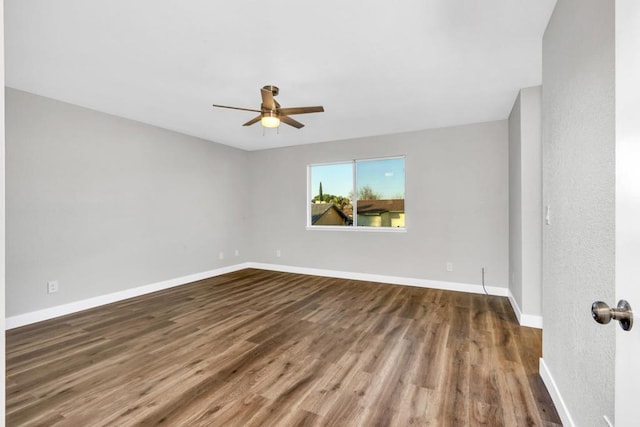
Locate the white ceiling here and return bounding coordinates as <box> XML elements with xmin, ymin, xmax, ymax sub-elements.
<box><xmin>5</xmin><ymin>0</ymin><xmax>556</xmax><ymax>151</ymax></box>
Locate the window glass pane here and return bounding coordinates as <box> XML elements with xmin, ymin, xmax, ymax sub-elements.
<box><xmin>309</xmin><ymin>163</ymin><xmax>353</xmax><ymax>226</ymax></box>
<box><xmin>356</xmin><ymin>158</ymin><xmax>405</xmax><ymax>228</ymax></box>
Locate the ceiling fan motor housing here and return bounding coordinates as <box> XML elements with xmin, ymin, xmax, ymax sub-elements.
<box><xmin>262</xmin><ymin>85</ymin><xmax>279</xmax><ymax>96</ymax></box>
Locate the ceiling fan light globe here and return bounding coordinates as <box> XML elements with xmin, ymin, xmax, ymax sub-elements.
<box><xmin>261</xmin><ymin>116</ymin><xmax>280</xmax><ymax>128</ymax></box>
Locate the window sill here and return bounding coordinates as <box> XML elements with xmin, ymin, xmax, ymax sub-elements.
<box><xmin>305</xmin><ymin>226</ymin><xmax>407</xmax><ymax>233</ymax></box>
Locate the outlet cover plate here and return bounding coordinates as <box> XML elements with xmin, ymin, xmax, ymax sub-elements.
<box><xmin>47</xmin><ymin>280</ymin><xmax>59</xmax><ymax>293</ymax></box>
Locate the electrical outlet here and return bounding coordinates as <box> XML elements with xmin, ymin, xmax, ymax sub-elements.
<box><xmin>47</xmin><ymin>280</ymin><xmax>59</xmax><ymax>294</ymax></box>
<box><xmin>446</xmin><ymin>262</ymin><xmax>453</xmax><ymax>272</ymax></box>
<box><xmin>235</xmin><ymin>249</ymin><xmax>239</xmax><ymax>257</ymax></box>
<box><xmin>276</xmin><ymin>249</ymin><xmax>281</xmax><ymax>257</ymax></box>
<box><xmin>218</xmin><ymin>251</ymin><xmax>224</xmax><ymax>260</ymax></box>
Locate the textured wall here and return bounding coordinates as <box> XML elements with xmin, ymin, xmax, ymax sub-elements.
<box><xmin>248</xmin><ymin>121</ymin><xmax>509</xmax><ymax>289</ymax></box>
<box><xmin>509</xmin><ymin>86</ymin><xmax>542</xmax><ymax>319</ymax></box>
<box><xmin>542</xmin><ymin>0</ymin><xmax>616</xmax><ymax>424</ymax></box>
<box><xmin>519</xmin><ymin>86</ymin><xmax>542</xmax><ymax>317</ymax></box>
<box><xmin>1</xmin><ymin>4</ymin><xmax>6</xmax><ymax>418</ymax></box>
<box><xmin>508</xmin><ymin>92</ymin><xmax>523</xmax><ymax>309</ymax></box>
<box><xmin>6</xmin><ymin>88</ymin><xmax>250</xmax><ymax>316</ymax></box>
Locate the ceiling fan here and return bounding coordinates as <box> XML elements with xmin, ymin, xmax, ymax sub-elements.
<box><xmin>212</xmin><ymin>85</ymin><xmax>324</xmax><ymax>129</ymax></box>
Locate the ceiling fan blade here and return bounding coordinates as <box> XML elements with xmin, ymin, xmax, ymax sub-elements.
<box><xmin>242</xmin><ymin>115</ymin><xmax>262</xmax><ymax>126</ymax></box>
<box><xmin>280</xmin><ymin>115</ymin><xmax>305</xmax><ymax>129</ymax></box>
<box><xmin>212</xmin><ymin>104</ymin><xmax>261</xmax><ymax>113</ymax></box>
<box><xmin>261</xmin><ymin>87</ymin><xmax>277</xmax><ymax>110</ymax></box>
<box><xmin>278</xmin><ymin>106</ymin><xmax>325</xmax><ymax>116</ymax></box>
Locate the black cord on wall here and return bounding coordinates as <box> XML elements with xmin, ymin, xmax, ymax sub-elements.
<box><xmin>482</xmin><ymin>267</ymin><xmax>489</xmax><ymax>295</ymax></box>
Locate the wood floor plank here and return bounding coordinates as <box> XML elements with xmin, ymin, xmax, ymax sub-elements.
<box><xmin>5</xmin><ymin>268</ymin><xmax>562</xmax><ymax>426</ymax></box>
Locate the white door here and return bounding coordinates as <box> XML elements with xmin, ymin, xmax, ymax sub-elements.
<box><xmin>614</xmin><ymin>1</ymin><xmax>640</xmax><ymax>425</ymax></box>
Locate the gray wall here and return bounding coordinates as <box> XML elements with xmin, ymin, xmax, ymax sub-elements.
<box><xmin>508</xmin><ymin>92</ymin><xmax>523</xmax><ymax>308</ymax></box>
<box><xmin>248</xmin><ymin>121</ymin><xmax>509</xmax><ymax>289</ymax></box>
<box><xmin>508</xmin><ymin>86</ymin><xmax>542</xmax><ymax>318</ymax></box>
<box><xmin>542</xmin><ymin>0</ymin><xmax>615</xmax><ymax>424</ymax></box>
<box><xmin>6</xmin><ymin>88</ymin><xmax>250</xmax><ymax>316</ymax></box>
<box><xmin>6</xmin><ymin>89</ymin><xmax>510</xmax><ymax>318</ymax></box>
<box><xmin>1</xmin><ymin>3</ymin><xmax>7</xmax><ymax>417</ymax></box>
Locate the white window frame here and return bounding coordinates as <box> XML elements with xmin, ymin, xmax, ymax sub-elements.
<box><xmin>306</xmin><ymin>155</ymin><xmax>407</xmax><ymax>232</ymax></box>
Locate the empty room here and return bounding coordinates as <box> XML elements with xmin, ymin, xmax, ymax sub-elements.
<box><xmin>2</xmin><ymin>0</ymin><xmax>639</xmax><ymax>426</ymax></box>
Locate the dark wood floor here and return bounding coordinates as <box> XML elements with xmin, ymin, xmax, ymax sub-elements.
<box><xmin>6</xmin><ymin>269</ymin><xmax>561</xmax><ymax>426</ymax></box>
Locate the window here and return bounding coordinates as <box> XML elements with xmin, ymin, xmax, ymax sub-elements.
<box><xmin>308</xmin><ymin>157</ymin><xmax>405</xmax><ymax>229</ymax></box>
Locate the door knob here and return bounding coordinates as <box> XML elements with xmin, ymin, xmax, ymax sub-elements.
<box><xmin>591</xmin><ymin>300</ymin><xmax>633</xmax><ymax>331</ymax></box>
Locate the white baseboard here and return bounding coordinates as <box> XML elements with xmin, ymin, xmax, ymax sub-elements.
<box><xmin>507</xmin><ymin>290</ymin><xmax>543</xmax><ymax>329</ymax></box>
<box><xmin>5</xmin><ymin>263</ymin><xmax>250</xmax><ymax>330</ymax></box>
<box><xmin>6</xmin><ymin>262</ymin><xmax>508</xmax><ymax>330</ymax></box>
<box><xmin>247</xmin><ymin>262</ymin><xmax>508</xmax><ymax>297</ymax></box>
<box><xmin>539</xmin><ymin>357</ymin><xmax>575</xmax><ymax>427</ymax></box>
